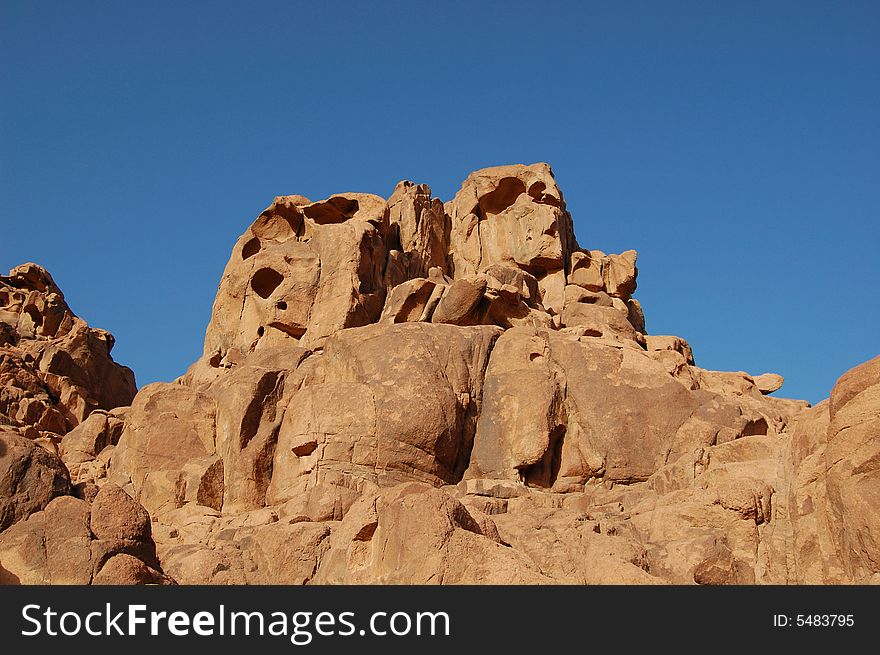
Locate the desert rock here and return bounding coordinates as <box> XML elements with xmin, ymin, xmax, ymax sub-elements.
<box><xmin>0</xmin><ymin>264</ymin><xmax>136</xmax><ymax>446</ymax></box>
<box><xmin>3</xmin><ymin>163</ymin><xmax>879</xmax><ymax>586</ymax></box>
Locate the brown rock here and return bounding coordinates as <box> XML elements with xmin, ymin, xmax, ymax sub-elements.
<box><xmin>569</xmin><ymin>250</ymin><xmax>604</xmax><ymax>291</ymax></box>
<box><xmin>267</xmin><ymin>323</ymin><xmax>500</xmax><ymax>502</ymax></box>
<box><xmin>602</xmin><ymin>250</ymin><xmax>638</xmax><ymax>299</ymax></box>
<box><xmin>90</xmin><ymin>484</ymin><xmax>151</xmax><ymax>542</ymax></box>
<box><xmin>560</xmin><ymin>303</ymin><xmax>643</xmax><ymax>344</ymax></box>
<box><xmin>93</xmin><ymin>553</ymin><xmax>173</xmax><ymax>585</ymax></box>
<box><xmin>825</xmin><ymin>356</ymin><xmax>880</xmax><ymax>581</ymax></box>
<box><xmin>109</xmin><ymin>382</ymin><xmax>217</xmax><ymax>516</ymax></box>
<box><xmin>202</xmin><ymin>192</ymin><xmax>388</xmax><ymax>359</ymax></box>
<box><xmin>646</xmin><ymin>335</ymin><xmax>695</xmax><ymax>365</ymax></box>
<box><xmin>0</xmin><ymin>428</ymin><xmax>71</xmax><ymax>532</ymax></box>
<box><xmin>313</xmin><ymin>483</ymin><xmax>550</xmax><ymax>584</ymax></box>
<box><xmin>386</xmin><ymin>181</ymin><xmax>450</xmax><ymax>282</ymax></box>
<box><xmin>753</xmin><ymin>373</ymin><xmax>784</xmax><ymax>395</ymax></box>
<box><xmin>447</xmin><ymin>163</ymin><xmax>576</xmax><ymax>278</ymax></box>
<box><xmin>431</xmin><ymin>277</ymin><xmax>487</xmax><ymax>325</ymax></box>
<box><xmin>380</xmin><ymin>278</ymin><xmax>440</xmax><ymax>323</ymax></box>
<box><xmin>8</xmin><ymin>163</ymin><xmax>869</xmax><ymax>587</ymax></box>
<box><xmin>0</xmin><ymin>264</ymin><xmax>136</xmax><ymax>442</ymax></box>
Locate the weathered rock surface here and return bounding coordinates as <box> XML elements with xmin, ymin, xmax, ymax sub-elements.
<box><xmin>0</xmin><ymin>427</ymin><xmax>71</xmax><ymax>531</ymax></box>
<box><xmin>0</xmin><ymin>488</ymin><xmax>170</xmax><ymax>584</ymax></box>
<box><xmin>0</xmin><ymin>264</ymin><xmax>136</xmax><ymax>451</ymax></box>
<box><xmin>2</xmin><ymin>164</ymin><xmax>878</xmax><ymax>585</ymax></box>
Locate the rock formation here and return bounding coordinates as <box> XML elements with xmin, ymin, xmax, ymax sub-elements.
<box><xmin>0</xmin><ymin>264</ymin><xmax>136</xmax><ymax>451</ymax></box>
<box><xmin>1</xmin><ymin>163</ymin><xmax>878</xmax><ymax>584</ymax></box>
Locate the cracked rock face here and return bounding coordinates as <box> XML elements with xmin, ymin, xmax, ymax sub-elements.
<box><xmin>1</xmin><ymin>162</ymin><xmax>879</xmax><ymax>585</ymax></box>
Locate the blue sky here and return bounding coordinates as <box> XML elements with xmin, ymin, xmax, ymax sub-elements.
<box><xmin>1</xmin><ymin>1</ymin><xmax>877</xmax><ymax>403</ymax></box>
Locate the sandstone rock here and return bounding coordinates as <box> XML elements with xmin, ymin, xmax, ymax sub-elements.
<box><xmin>202</xmin><ymin>192</ymin><xmax>388</xmax><ymax>359</ymax></box>
<box><xmin>431</xmin><ymin>277</ymin><xmax>487</xmax><ymax>325</ymax></box>
<box><xmin>626</xmin><ymin>298</ymin><xmax>646</xmax><ymax>334</ymax></box>
<box><xmin>380</xmin><ymin>278</ymin><xmax>440</xmax><ymax>323</ymax></box>
<box><xmin>0</xmin><ymin>496</ymin><xmax>92</xmax><ymax>584</ymax></box>
<box><xmin>386</xmin><ymin>181</ymin><xmax>450</xmax><ymax>282</ymax></box>
<box><xmin>560</xmin><ymin>303</ymin><xmax>643</xmax><ymax>344</ymax></box>
<box><xmin>92</xmin><ymin>553</ymin><xmax>173</xmax><ymax>585</ymax></box>
<box><xmin>646</xmin><ymin>335</ymin><xmax>695</xmax><ymax>365</ymax></box>
<box><xmin>753</xmin><ymin>373</ymin><xmax>784</xmax><ymax>395</ymax></box>
<box><xmin>313</xmin><ymin>483</ymin><xmax>551</xmax><ymax>584</ymax></box>
<box><xmin>564</xmin><ymin>285</ymin><xmax>613</xmax><ymax>307</ymax></box>
<box><xmin>236</xmin><ymin>521</ymin><xmax>331</xmax><ymax>584</ymax></box>
<box><xmin>90</xmin><ymin>484</ymin><xmax>151</xmax><ymax>542</ymax></box>
<box><xmin>0</xmin><ymin>264</ymin><xmax>136</xmax><ymax>441</ymax></box>
<box><xmin>569</xmin><ymin>250</ymin><xmax>604</xmax><ymax>291</ymax></box>
<box><xmin>536</xmin><ymin>268</ymin><xmax>566</xmax><ymax>315</ymax></box>
<box><xmin>0</xmin><ymin>492</ymin><xmax>168</xmax><ymax>585</ymax></box>
<box><xmin>711</xmin><ymin>476</ymin><xmax>774</xmax><ymax>524</ymax></box>
<box><xmin>602</xmin><ymin>250</ymin><xmax>638</xmax><ymax>299</ymax></box>
<box><xmin>7</xmin><ymin>163</ymin><xmax>876</xmax><ymax>587</ymax></box>
<box><xmin>484</xmin><ymin>264</ymin><xmax>539</xmax><ymax>305</ymax></box>
<box><xmin>156</xmin><ymin>543</ymin><xmax>247</xmax><ymax>585</ymax></box>
<box><xmin>825</xmin><ymin>356</ymin><xmax>880</xmax><ymax>582</ymax></box>
<box><xmin>0</xmin><ymin>428</ymin><xmax>70</xmax><ymax>532</ymax></box>
<box><xmin>447</xmin><ymin>163</ymin><xmax>576</xmax><ymax>278</ymax></box>
<box><xmin>267</xmin><ymin>323</ymin><xmax>500</xmax><ymax>502</ymax></box>
<box><xmin>109</xmin><ymin>382</ymin><xmax>217</xmax><ymax>516</ymax></box>
<box><xmin>768</xmin><ymin>402</ymin><xmax>846</xmax><ymax>583</ymax></box>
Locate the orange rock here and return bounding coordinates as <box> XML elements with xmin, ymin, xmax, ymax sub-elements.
<box><xmin>4</xmin><ymin>164</ymin><xmax>879</xmax><ymax>585</ymax></box>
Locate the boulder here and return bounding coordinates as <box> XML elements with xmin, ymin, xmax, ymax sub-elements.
<box><xmin>0</xmin><ymin>428</ymin><xmax>70</xmax><ymax>532</ymax></box>
<box><xmin>753</xmin><ymin>373</ymin><xmax>784</xmax><ymax>395</ymax></box>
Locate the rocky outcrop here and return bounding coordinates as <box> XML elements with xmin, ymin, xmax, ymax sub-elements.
<box><xmin>0</xmin><ymin>264</ymin><xmax>136</xmax><ymax>453</ymax></box>
<box><xmin>0</xmin><ymin>266</ymin><xmax>170</xmax><ymax>584</ymax></box>
<box><xmin>2</xmin><ymin>163</ymin><xmax>878</xmax><ymax>585</ymax></box>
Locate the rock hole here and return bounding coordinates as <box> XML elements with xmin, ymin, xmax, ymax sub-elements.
<box><xmin>24</xmin><ymin>305</ymin><xmax>43</xmax><ymax>327</ymax></box>
<box><xmin>741</xmin><ymin>417</ymin><xmax>769</xmax><ymax>437</ymax></box>
<box><xmin>528</xmin><ymin>181</ymin><xmax>561</xmax><ymax>207</ymax></box>
<box><xmin>292</xmin><ymin>439</ymin><xmax>318</xmax><ymax>457</ymax></box>
<box><xmin>269</xmin><ymin>321</ymin><xmax>306</xmax><ymax>338</ymax></box>
<box><xmin>276</xmin><ymin>301</ymin><xmax>288</xmax><ymax>310</ymax></box>
<box><xmin>521</xmin><ymin>425</ymin><xmax>566</xmax><ymax>488</ymax></box>
<box><xmin>528</xmin><ymin>181</ymin><xmax>546</xmax><ymax>199</ymax></box>
<box><xmin>478</xmin><ymin>177</ymin><xmax>527</xmax><ymax>216</ymax></box>
<box><xmin>303</xmin><ymin>196</ymin><xmax>360</xmax><ymax>224</ymax></box>
<box><xmin>208</xmin><ymin>352</ymin><xmax>222</xmax><ymax>368</ymax></box>
<box><xmin>257</xmin><ymin>326</ymin><xmax>265</xmax><ymax>337</ymax></box>
<box><xmin>251</xmin><ymin>267</ymin><xmax>284</xmax><ymax>299</ymax></box>
<box><xmin>252</xmin><ymin>204</ymin><xmax>305</xmax><ymax>240</ymax></box>
<box><xmin>353</xmin><ymin>520</ymin><xmax>378</xmax><ymax>541</ymax></box>
<box><xmin>241</xmin><ymin>237</ymin><xmax>261</xmax><ymax>260</ymax></box>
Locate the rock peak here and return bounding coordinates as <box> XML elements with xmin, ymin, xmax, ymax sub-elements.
<box><xmin>3</xmin><ymin>164</ymin><xmax>878</xmax><ymax>586</ymax></box>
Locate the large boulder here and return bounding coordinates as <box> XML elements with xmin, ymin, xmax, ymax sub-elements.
<box><xmin>0</xmin><ymin>491</ymin><xmax>170</xmax><ymax>585</ymax></box>
<box><xmin>0</xmin><ymin>428</ymin><xmax>70</xmax><ymax>532</ymax></box>
<box><xmin>267</xmin><ymin>323</ymin><xmax>500</xmax><ymax>502</ymax></box>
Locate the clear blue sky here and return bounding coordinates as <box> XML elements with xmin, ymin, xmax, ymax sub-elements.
<box><xmin>2</xmin><ymin>1</ymin><xmax>878</xmax><ymax>404</ymax></box>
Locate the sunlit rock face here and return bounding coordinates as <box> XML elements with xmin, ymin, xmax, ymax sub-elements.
<box><xmin>3</xmin><ymin>163</ymin><xmax>878</xmax><ymax>585</ymax></box>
